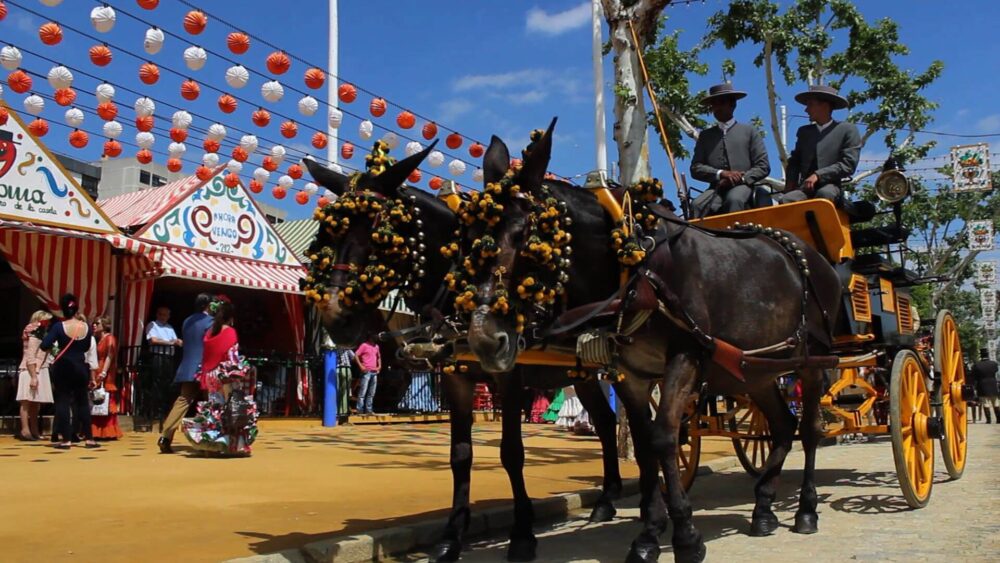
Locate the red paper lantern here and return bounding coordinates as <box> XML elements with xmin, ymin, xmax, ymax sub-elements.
<box><xmin>139</xmin><ymin>62</ymin><xmax>160</xmax><ymax>85</ymax></box>
<box><xmin>170</xmin><ymin>128</ymin><xmax>188</xmax><ymax>142</ymax></box>
<box><xmin>317</xmin><ymin>195</ymin><xmax>330</xmax><ymax>208</ymax></box>
<box><xmin>422</xmin><ymin>122</ymin><xmax>438</xmax><ymax>140</ymax></box>
<box><xmin>224</xmin><ymin>173</ymin><xmax>240</xmax><ymax>188</ymax></box>
<box><xmin>231</xmin><ymin>146</ymin><xmax>249</xmax><ymax>162</ymax></box>
<box><xmin>287</xmin><ymin>163</ymin><xmax>303</xmax><ymax>179</ymax></box>
<box><xmin>272</xmin><ymin>185</ymin><xmax>287</xmax><ymax>200</ymax></box>
<box><xmin>252</xmin><ymin>108</ymin><xmax>271</xmax><ymax>127</ymax></box>
<box><xmin>180</xmin><ymin>80</ymin><xmax>200</xmax><ymax>101</ymax></box>
<box><xmin>39</xmin><ymin>22</ymin><xmax>63</xmax><ymax>46</ymax></box>
<box><xmin>469</xmin><ymin>142</ymin><xmax>485</xmax><ymax>158</ymax></box>
<box><xmin>0</xmin><ymin>2</ymin><xmax>7</xmax><ymax>22</ymax></box>
<box><xmin>137</xmin><ymin>0</ymin><xmax>159</xmax><ymax>9</ymax></box>
<box><xmin>446</xmin><ymin>133</ymin><xmax>463</xmax><ymax>150</ymax></box>
<box><xmin>369</xmin><ymin>97</ymin><xmax>387</xmax><ymax>118</ymax></box>
<box><xmin>103</xmin><ymin>140</ymin><xmax>123</xmax><ymax>157</ymax></box>
<box><xmin>89</xmin><ymin>45</ymin><xmax>113</xmax><ymax>67</ymax></box>
<box><xmin>407</xmin><ymin>169</ymin><xmax>422</xmax><ymax>183</ymax></box>
<box><xmin>96</xmin><ymin>101</ymin><xmax>118</xmax><ymax>121</ymax></box>
<box><xmin>295</xmin><ymin>191</ymin><xmax>309</xmax><ymax>205</ymax></box>
<box><xmin>203</xmin><ymin>139</ymin><xmax>221</xmax><ymax>153</ymax></box>
<box><xmin>340</xmin><ymin>142</ymin><xmax>354</xmax><ymax>159</ymax></box>
<box><xmin>7</xmin><ymin>70</ymin><xmax>32</xmax><ymax>94</ymax></box>
<box><xmin>227</xmin><ymin>31</ymin><xmax>250</xmax><ymax>54</ymax></box>
<box><xmin>429</xmin><ymin>176</ymin><xmax>444</xmax><ymax>190</ymax></box>
<box><xmin>217</xmin><ymin>93</ymin><xmax>238</xmax><ymax>113</ymax></box>
<box><xmin>338</xmin><ymin>83</ymin><xmax>357</xmax><ymax>103</ymax></box>
<box><xmin>311</xmin><ymin>132</ymin><xmax>328</xmax><ymax>149</ymax></box>
<box><xmin>196</xmin><ymin>165</ymin><xmax>214</xmax><ymax>181</ymax></box>
<box><xmin>266</xmin><ymin>51</ymin><xmax>291</xmax><ymax>75</ymax></box>
<box><xmin>262</xmin><ymin>156</ymin><xmax>279</xmax><ymax>172</ymax></box>
<box><xmin>136</xmin><ymin>148</ymin><xmax>153</xmax><ymax>164</ymax></box>
<box><xmin>248</xmin><ymin>179</ymin><xmax>263</xmax><ymax>193</ymax></box>
<box><xmin>68</xmin><ymin>130</ymin><xmax>89</xmax><ymax>148</ymax></box>
<box><xmin>0</xmin><ymin>107</ymin><xmax>9</xmax><ymax>126</ymax></box>
<box><xmin>135</xmin><ymin>115</ymin><xmax>154</xmax><ymax>132</ymax></box>
<box><xmin>28</xmin><ymin>118</ymin><xmax>49</xmax><ymax>137</ymax></box>
<box><xmin>166</xmin><ymin>158</ymin><xmax>182</xmax><ymax>172</ymax></box>
<box><xmin>304</xmin><ymin>68</ymin><xmax>325</xmax><ymax>89</ymax></box>
<box><xmin>53</xmin><ymin>88</ymin><xmax>77</xmax><ymax>107</ymax></box>
<box><xmin>183</xmin><ymin>10</ymin><xmax>207</xmax><ymax>35</ymax></box>
<box><xmin>396</xmin><ymin>111</ymin><xmax>416</xmax><ymax>129</ymax></box>
<box><xmin>280</xmin><ymin>120</ymin><xmax>298</xmax><ymax>139</ymax></box>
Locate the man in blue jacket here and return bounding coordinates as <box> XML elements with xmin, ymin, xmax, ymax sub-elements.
<box><xmin>158</xmin><ymin>293</ymin><xmax>215</xmax><ymax>453</ymax></box>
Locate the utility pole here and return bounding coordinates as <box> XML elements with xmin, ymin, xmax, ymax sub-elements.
<box><xmin>327</xmin><ymin>0</ymin><xmax>339</xmax><ymax>167</ymax></box>
<box><xmin>592</xmin><ymin>0</ymin><xmax>608</xmax><ymax>181</ymax></box>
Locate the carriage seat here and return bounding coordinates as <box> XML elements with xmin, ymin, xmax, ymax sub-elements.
<box><xmin>850</xmin><ymin>224</ymin><xmax>909</xmax><ymax>249</ymax></box>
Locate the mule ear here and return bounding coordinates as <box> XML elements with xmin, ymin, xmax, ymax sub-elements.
<box><xmin>519</xmin><ymin>117</ymin><xmax>557</xmax><ymax>192</ymax></box>
<box><xmin>373</xmin><ymin>140</ymin><xmax>438</xmax><ymax>195</ymax></box>
<box><xmin>482</xmin><ymin>135</ymin><xmax>510</xmax><ymax>185</ymax></box>
<box><xmin>303</xmin><ymin>157</ymin><xmax>349</xmax><ymax>195</ymax></box>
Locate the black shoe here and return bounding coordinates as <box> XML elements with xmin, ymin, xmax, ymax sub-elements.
<box><xmin>157</xmin><ymin>437</ymin><xmax>173</xmax><ymax>454</ymax></box>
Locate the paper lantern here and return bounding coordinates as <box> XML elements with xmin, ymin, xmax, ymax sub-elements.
<box><xmin>135</xmin><ymin>115</ymin><xmax>154</xmax><ymax>132</ymax></box>
<box><xmin>184</xmin><ymin>46</ymin><xmax>207</xmax><ymax>71</ymax></box>
<box><xmin>169</xmin><ymin>128</ymin><xmax>187</xmax><ymax>142</ymax></box>
<box><xmin>0</xmin><ymin>2</ymin><xmax>5</xmax><ymax>21</ymax></box>
<box><xmin>103</xmin><ymin>120</ymin><xmax>122</xmax><ymax>139</ymax></box>
<box><xmin>7</xmin><ymin>69</ymin><xmax>31</xmax><ymax>93</ymax></box>
<box><xmin>277</xmin><ymin>175</ymin><xmax>294</xmax><ymax>189</ymax></box>
<box><xmin>89</xmin><ymin>45</ymin><xmax>113</xmax><ymax>66</ymax></box>
<box><xmin>224</xmin><ymin>173</ymin><xmax>240</xmax><ymax>188</ymax></box>
<box><xmin>207</xmin><ymin>123</ymin><xmax>227</xmax><ymax>141</ymax></box>
<box><xmin>137</xmin><ymin>0</ymin><xmax>159</xmax><ymax>10</ymax></box>
<box><xmin>225</xmin><ymin>65</ymin><xmax>249</xmax><ymax>89</ymax></box>
<box><xmin>217</xmin><ymin>94</ymin><xmax>238</xmax><ymax>113</ymax></box>
<box><xmin>446</xmin><ymin>133</ymin><xmax>463</xmax><ymax>150</ymax></box>
<box><xmin>239</xmin><ymin>134</ymin><xmax>259</xmax><ymax>153</ymax></box>
<box><xmin>304</xmin><ymin>68</ymin><xmax>324</xmax><ymax>89</ymax></box>
<box><xmin>93</xmin><ymin>101</ymin><xmax>116</xmax><ymax>121</ymax></box>
<box><xmin>261</xmin><ymin>80</ymin><xmax>284</xmax><ymax>102</ymax></box>
<box><xmin>64</xmin><ymin>107</ymin><xmax>84</xmax><ymax>127</ymax></box>
<box><xmin>369</xmin><ymin>97</ymin><xmax>387</xmax><ymax>117</ymax></box>
<box><xmin>136</xmin><ymin>148</ymin><xmax>153</xmax><ymax>164</ymax></box>
<box><xmin>54</xmin><ymin>88</ymin><xmax>76</xmax><ymax>106</ymax></box>
<box><xmin>429</xmin><ymin>176</ymin><xmax>444</xmax><ymax>190</ymax></box>
<box><xmin>0</xmin><ymin>108</ymin><xmax>6</xmax><ymax>126</ymax></box>
<box><xmin>252</xmin><ymin>108</ymin><xmax>271</xmax><ymax>127</ymax></box>
<box><xmin>1</xmin><ymin>46</ymin><xmax>21</xmax><ymax>71</ymax></box>
<box><xmin>340</xmin><ymin>142</ymin><xmax>354</xmax><ymax>159</ymax></box>
<box><xmin>272</xmin><ymin>185</ymin><xmax>287</xmax><ymax>199</ymax></box>
<box><xmin>448</xmin><ymin>159</ymin><xmax>467</xmax><ymax>176</ymax></box>
<box><xmin>202</xmin><ymin>152</ymin><xmax>220</xmax><ymax>167</ymax></box>
<box><xmin>396</xmin><ymin>111</ymin><xmax>415</xmax><ymax>129</ymax></box>
<box><xmin>287</xmin><ymin>163</ymin><xmax>303</xmax><ymax>179</ymax></box>
<box><xmin>171</xmin><ymin>110</ymin><xmax>192</xmax><ymax>130</ymax></box>
<box><xmin>253</xmin><ymin>168</ymin><xmax>269</xmax><ymax>183</ymax></box>
<box><xmin>202</xmin><ymin>138</ymin><xmax>220</xmax><ymax>153</ymax></box>
<box><xmin>226</xmin><ymin>159</ymin><xmax>243</xmax><ymax>174</ymax></box>
<box><xmin>168</xmin><ymin>142</ymin><xmax>185</xmax><ymax>156</ymax></box>
<box><xmin>195</xmin><ymin>165</ymin><xmax>213</xmax><ymax>181</ymax></box>
<box><xmin>180</xmin><ymin>80</ymin><xmax>200</xmax><ymax>100</ymax></box>
<box><xmin>167</xmin><ymin>158</ymin><xmax>182</xmax><ymax>173</ymax></box>
<box><xmin>139</xmin><ymin>62</ymin><xmax>160</xmax><ymax>84</ymax></box>
<box><xmin>134</xmin><ymin>96</ymin><xmax>156</xmax><ymax>117</ymax></box>
<box><xmin>427</xmin><ymin>150</ymin><xmax>444</xmax><ymax>167</ymax></box>
<box><xmin>46</xmin><ymin>65</ymin><xmax>73</xmax><ymax>89</ymax></box>
<box><xmin>231</xmin><ymin>146</ymin><xmax>248</xmax><ymax>162</ymax></box>
<box><xmin>248</xmin><ymin>179</ymin><xmax>263</xmax><ymax>193</ymax></box>
<box><xmin>407</xmin><ymin>169</ymin><xmax>421</xmax><ymax>183</ymax></box>
<box><xmin>328</xmin><ymin>107</ymin><xmax>342</xmax><ymax>128</ymax></box>
<box><xmin>358</xmin><ymin>120</ymin><xmax>373</xmax><ymax>140</ymax></box>
<box><xmin>317</xmin><ymin>195</ymin><xmax>330</xmax><ymax>207</ymax></box>
<box><xmin>266</xmin><ymin>51</ymin><xmax>291</xmax><ymax>75</ymax></box>
<box><xmin>469</xmin><ymin>142</ymin><xmax>485</xmax><ymax>158</ymax></box>
<box><xmin>422</xmin><ymin>122</ymin><xmax>438</xmax><ymax>140</ymax></box>
<box><xmin>280</xmin><ymin>120</ymin><xmax>298</xmax><ymax>139</ymax></box>
<box><xmin>183</xmin><ymin>10</ymin><xmax>207</xmax><ymax>35</ymax></box>
<box><xmin>39</xmin><ymin>22</ymin><xmax>63</xmax><ymax>45</ymax></box>
<box><xmin>303</xmin><ymin>182</ymin><xmax>318</xmax><ymax>195</ymax></box>
<box><xmin>270</xmin><ymin>145</ymin><xmax>287</xmax><ymax>162</ymax></box>
<box><xmin>381</xmin><ymin>132</ymin><xmax>399</xmax><ymax>150</ymax></box>
<box><xmin>23</xmin><ymin>94</ymin><xmax>44</xmax><ymax>116</ymax></box>
<box><xmin>327</xmin><ymin>163</ymin><xmax>343</xmax><ymax>174</ymax></box>
<box><xmin>227</xmin><ymin>32</ymin><xmax>250</xmax><ymax>54</ymax></box>
<box><xmin>338</xmin><ymin>83</ymin><xmax>356</xmax><ymax>103</ymax></box>
<box><xmin>143</xmin><ymin>27</ymin><xmax>164</xmax><ymax>54</ymax></box>
<box><xmin>135</xmin><ymin>131</ymin><xmax>155</xmax><ymax>149</ymax></box>
<box><xmin>295</xmin><ymin>191</ymin><xmax>309</xmax><ymax>205</ymax></box>
<box><xmin>103</xmin><ymin>140</ymin><xmax>122</xmax><ymax>157</ymax></box>
<box><xmin>311</xmin><ymin>132</ymin><xmax>327</xmax><ymax>149</ymax></box>
<box><xmin>28</xmin><ymin>118</ymin><xmax>49</xmax><ymax>137</ymax></box>
<box><xmin>95</xmin><ymin>82</ymin><xmax>115</xmax><ymax>102</ymax></box>
<box><xmin>404</xmin><ymin>141</ymin><xmax>423</xmax><ymax>158</ymax></box>
<box><xmin>262</xmin><ymin>156</ymin><xmax>279</xmax><ymax>172</ymax></box>
<box><xmin>90</xmin><ymin>6</ymin><xmax>116</xmax><ymax>33</ymax></box>
<box><xmin>297</xmin><ymin>95</ymin><xmax>319</xmax><ymax>117</ymax></box>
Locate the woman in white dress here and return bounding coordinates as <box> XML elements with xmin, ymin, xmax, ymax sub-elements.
<box><xmin>555</xmin><ymin>386</ymin><xmax>585</xmax><ymax>430</ymax></box>
<box><xmin>17</xmin><ymin>310</ymin><xmax>55</xmax><ymax>440</ymax></box>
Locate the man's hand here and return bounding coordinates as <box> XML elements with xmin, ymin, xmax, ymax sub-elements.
<box><xmin>801</xmin><ymin>173</ymin><xmax>820</xmax><ymax>194</ymax></box>
<box><xmin>719</xmin><ymin>170</ymin><xmax>744</xmax><ymax>186</ymax></box>
<box><xmin>173</xmin><ymin>338</ymin><xmax>183</xmax><ymax>347</ymax></box>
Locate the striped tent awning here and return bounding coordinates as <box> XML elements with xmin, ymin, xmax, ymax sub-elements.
<box><xmin>98</xmin><ymin>171</ymin><xmax>216</xmax><ymax>229</ymax></box>
<box><xmin>274</xmin><ymin>219</ymin><xmax>319</xmax><ymax>262</ymax></box>
<box><xmin>157</xmin><ymin>246</ymin><xmax>306</xmax><ymax>293</ymax></box>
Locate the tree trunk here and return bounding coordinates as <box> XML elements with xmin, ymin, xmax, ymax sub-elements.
<box><xmin>617</xmin><ymin>404</ymin><xmax>634</xmax><ymax>461</ymax></box>
<box><xmin>608</xmin><ymin>18</ymin><xmax>652</xmax><ymax>185</ymax></box>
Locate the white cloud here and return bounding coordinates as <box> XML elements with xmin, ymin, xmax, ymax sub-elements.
<box><xmin>12</xmin><ymin>12</ymin><xmax>38</xmax><ymax>34</ymax></box>
<box><xmin>504</xmin><ymin>90</ymin><xmax>548</xmax><ymax>105</ymax></box>
<box><xmin>451</xmin><ymin>68</ymin><xmax>588</xmax><ymax>107</ymax></box>
<box><xmin>976</xmin><ymin>113</ymin><xmax>1000</xmax><ymax>133</ymax></box>
<box><xmin>437</xmin><ymin>98</ymin><xmax>475</xmax><ymax>122</ymax></box>
<box><xmin>453</xmin><ymin>70</ymin><xmax>550</xmax><ymax>92</ymax></box>
<box><xmin>526</xmin><ymin>2</ymin><xmax>591</xmax><ymax>36</ymax></box>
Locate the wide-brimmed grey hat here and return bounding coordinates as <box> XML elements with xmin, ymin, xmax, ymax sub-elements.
<box><xmin>701</xmin><ymin>83</ymin><xmax>747</xmax><ymax>104</ymax></box>
<box><xmin>794</xmin><ymin>84</ymin><xmax>849</xmax><ymax>110</ymax></box>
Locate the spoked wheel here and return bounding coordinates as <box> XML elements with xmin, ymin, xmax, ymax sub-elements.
<box><xmin>728</xmin><ymin>396</ymin><xmax>772</xmax><ymax>477</ymax></box>
<box><xmin>650</xmin><ymin>383</ymin><xmax>701</xmax><ymax>492</ymax></box>
<box><xmin>935</xmin><ymin>310</ymin><xmax>968</xmax><ymax>479</ymax></box>
<box><xmin>889</xmin><ymin>349</ymin><xmax>934</xmax><ymax>509</ymax></box>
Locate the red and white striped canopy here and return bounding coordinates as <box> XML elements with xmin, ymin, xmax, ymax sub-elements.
<box><xmin>156</xmin><ymin>245</ymin><xmax>305</xmax><ymax>293</ymax></box>
<box><xmin>98</xmin><ymin>172</ymin><xmax>215</xmax><ymax>229</ymax></box>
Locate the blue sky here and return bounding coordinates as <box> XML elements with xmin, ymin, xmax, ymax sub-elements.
<box><xmin>1</xmin><ymin>0</ymin><xmax>998</xmax><ymax>223</ymax></box>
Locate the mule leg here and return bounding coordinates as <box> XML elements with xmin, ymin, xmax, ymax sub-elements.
<box><xmin>574</xmin><ymin>379</ymin><xmax>621</xmax><ymax>522</ymax></box>
<box><xmin>499</xmin><ymin>371</ymin><xmax>537</xmax><ymax>562</ymax></box>
<box><xmin>746</xmin><ymin>383</ymin><xmax>797</xmax><ymax>537</ymax></box>
<box><xmin>430</xmin><ymin>371</ymin><xmax>476</xmax><ymax>562</ymax></box>
<box><xmin>793</xmin><ymin>368</ymin><xmax>825</xmax><ymax>534</ymax></box>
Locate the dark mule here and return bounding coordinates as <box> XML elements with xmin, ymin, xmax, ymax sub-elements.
<box><xmin>303</xmin><ymin>153</ymin><xmax>623</xmax><ymax>563</ymax></box>
<box><xmin>463</xmin><ymin>121</ymin><xmax>842</xmax><ymax>563</ymax></box>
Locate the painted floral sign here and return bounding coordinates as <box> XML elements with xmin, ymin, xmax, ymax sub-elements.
<box><xmin>977</xmin><ymin>261</ymin><xmax>998</xmax><ymax>286</ymax></box>
<box><xmin>951</xmin><ymin>143</ymin><xmax>992</xmax><ymax>192</ymax></box>
<box><xmin>967</xmin><ymin>220</ymin><xmax>995</xmax><ymax>252</ymax></box>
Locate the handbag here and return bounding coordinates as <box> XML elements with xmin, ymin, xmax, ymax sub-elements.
<box><xmin>90</xmin><ymin>387</ymin><xmax>109</xmax><ymax>416</ymax></box>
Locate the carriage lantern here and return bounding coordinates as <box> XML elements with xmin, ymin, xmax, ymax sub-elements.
<box><xmin>874</xmin><ymin>157</ymin><xmax>910</xmax><ymax>204</ymax></box>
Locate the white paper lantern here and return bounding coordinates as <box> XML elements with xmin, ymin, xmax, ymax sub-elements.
<box><xmin>253</xmin><ymin>168</ymin><xmax>270</xmax><ymax>183</ymax></box>
<box><xmin>90</xmin><ymin>6</ymin><xmax>116</xmax><ymax>33</ymax></box>
<box><xmin>328</xmin><ymin>107</ymin><xmax>343</xmax><ymax>129</ymax></box>
<box><xmin>134</xmin><ymin>96</ymin><xmax>156</xmax><ymax>118</ymax></box>
<box><xmin>322</xmin><ymin>189</ymin><xmax>339</xmax><ymax>201</ymax></box>
<box><xmin>226</xmin><ymin>160</ymin><xmax>244</xmax><ymax>174</ymax></box>
<box><xmin>448</xmin><ymin>159</ymin><xmax>467</xmax><ymax>176</ymax></box>
<box><xmin>103</xmin><ymin>120</ymin><xmax>123</xmax><ymax>139</ymax></box>
<box><xmin>278</xmin><ymin>175</ymin><xmax>293</xmax><ymax>188</ymax></box>
<box><xmin>472</xmin><ymin>168</ymin><xmax>484</xmax><ymax>183</ymax></box>
<box><xmin>183</xmin><ymin>46</ymin><xmax>208</xmax><ymax>71</ymax></box>
<box><xmin>171</xmin><ymin>110</ymin><xmax>192</xmax><ymax>130</ymax></box>
<box><xmin>47</xmin><ymin>65</ymin><xmax>73</xmax><ymax>89</ymax></box>
<box><xmin>358</xmin><ymin>120</ymin><xmax>374</xmax><ymax>140</ymax></box>
<box><xmin>225</xmin><ymin>65</ymin><xmax>249</xmax><ymax>89</ymax></box>
<box><xmin>40</xmin><ymin>0</ymin><xmax>63</xmax><ymax>6</ymax></box>
<box><xmin>206</xmin><ymin>123</ymin><xmax>227</xmax><ymax>142</ymax></box>
<box><xmin>404</xmin><ymin>141</ymin><xmax>423</xmax><ymax>157</ymax></box>
<box><xmin>427</xmin><ymin>150</ymin><xmax>445</xmax><ymax>168</ymax></box>
<box><xmin>95</xmin><ymin>83</ymin><xmax>115</xmax><ymax>103</ymax></box>
<box><xmin>23</xmin><ymin>94</ymin><xmax>44</xmax><ymax>116</ymax></box>
<box><xmin>0</xmin><ymin>83</ymin><xmax>5</xmax><ymax>100</ymax></box>
<box><xmin>168</xmin><ymin>142</ymin><xmax>186</xmax><ymax>157</ymax></box>
<box><xmin>270</xmin><ymin>145</ymin><xmax>287</xmax><ymax>163</ymax></box>
<box><xmin>328</xmin><ymin>163</ymin><xmax>344</xmax><ymax>174</ymax></box>
<box><xmin>1</xmin><ymin>46</ymin><xmax>22</xmax><ymax>71</ymax></box>
<box><xmin>135</xmin><ymin>131</ymin><xmax>155</xmax><ymax>150</ymax></box>
<box><xmin>239</xmin><ymin>134</ymin><xmax>259</xmax><ymax>153</ymax></box>
<box><xmin>202</xmin><ymin>152</ymin><xmax>220</xmax><ymax>167</ymax></box>
<box><xmin>297</xmin><ymin>95</ymin><xmax>319</xmax><ymax>117</ymax></box>
<box><xmin>381</xmin><ymin>132</ymin><xmax>399</xmax><ymax>150</ymax></box>
<box><xmin>144</xmin><ymin>27</ymin><xmax>165</xmax><ymax>55</ymax></box>
<box><xmin>304</xmin><ymin>182</ymin><xmax>319</xmax><ymax>195</ymax></box>
<box><xmin>261</xmin><ymin>80</ymin><xmax>284</xmax><ymax>103</ymax></box>
<box><xmin>64</xmin><ymin>107</ymin><xmax>84</xmax><ymax>127</ymax></box>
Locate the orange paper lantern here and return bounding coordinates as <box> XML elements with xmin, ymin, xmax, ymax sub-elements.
<box><xmin>469</xmin><ymin>142</ymin><xmax>485</xmax><ymax>158</ymax></box>
<box><xmin>217</xmin><ymin>93</ymin><xmax>238</xmax><ymax>113</ymax></box>
<box><xmin>96</xmin><ymin>101</ymin><xmax>118</xmax><ymax>121</ymax></box>
<box><xmin>7</xmin><ymin>70</ymin><xmax>32</xmax><ymax>94</ymax></box>
<box><xmin>139</xmin><ymin>62</ymin><xmax>160</xmax><ymax>85</ymax></box>
<box><xmin>272</xmin><ymin>185</ymin><xmax>287</xmax><ymax>200</ymax></box>
<box><xmin>224</xmin><ymin>173</ymin><xmax>240</xmax><ymax>188</ymax></box>
<box><xmin>262</xmin><ymin>156</ymin><xmax>279</xmax><ymax>172</ymax></box>
<box><xmin>317</xmin><ymin>195</ymin><xmax>330</xmax><ymax>208</ymax></box>
<box><xmin>39</xmin><ymin>22</ymin><xmax>63</xmax><ymax>46</ymax></box>
<box><xmin>429</xmin><ymin>176</ymin><xmax>444</xmax><ymax>190</ymax></box>
<box><xmin>170</xmin><ymin>127</ymin><xmax>188</xmax><ymax>142</ymax></box>
<box><xmin>446</xmin><ymin>133</ymin><xmax>463</xmax><ymax>150</ymax></box>
<box><xmin>252</xmin><ymin>108</ymin><xmax>271</xmax><ymax>127</ymax></box>
<box><xmin>28</xmin><ymin>118</ymin><xmax>49</xmax><ymax>137</ymax></box>
<box><xmin>338</xmin><ymin>83</ymin><xmax>357</xmax><ymax>103</ymax></box>
<box><xmin>183</xmin><ymin>10</ymin><xmax>207</xmax><ymax>35</ymax></box>
<box><xmin>180</xmin><ymin>80</ymin><xmax>201</xmax><ymax>101</ymax></box>
<box><xmin>69</xmin><ymin>130</ymin><xmax>89</xmax><ymax>148</ymax></box>
<box><xmin>135</xmin><ymin>115</ymin><xmax>154</xmax><ymax>132</ymax></box>
<box><xmin>202</xmin><ymin>139</ymin><xmax>221</xmax><ymax>153</ymax></box>
<box><xmin>422</xmin><ymin>122</ymin><xmax>438</xmax><ymax>140</ymax></box>
<box><xmin>103</xmin><ymin>139</ymin><xmax>123</xmax><ymax>157</ymax></box>
<box><xmin>266</xmin><ymin>51</ymin><xmax>291</xmax><ymax>75</ymax></box>
<box><xmin>287</xmin><ymin>163</ymin><xmax>303</xmax><ymax>179</ymax></box>
<box><xmin>248</xmin><ymin>179</ymin><xmax>263</xmax><ymax>193</ymax></box>
<box><xmin>340</xmin><ymin>142</ymin><xmax>354</xmax><ymax>159</ymax></box>
<box><xmin>396</xmin><ymin>111</ymin><xmax>415</xmax><ymax>129</ymax></box>
<box><xmin>295</xmin><ymin>191</ymin><xmax>309</xmax><ymax>205</ymax></box>
<box><xmin>304</xmin><ymin>68</ymin><xmax>325</xmax><ymax>89</ymax></box>
<box><xmin>407</xmin><ymin>169</ymin><xmax>421</xmax><ymax>183</ymax></box>
<box><xmin>136</xmin><ymin>148</ymin><xmax>153</xmax><ymax>164</ymax></box>
<box><xmin>0</xmin><ymin>108</ymin><xmax>8</xmax><ymax>126</ymax></box>
<box><xmin>0</xmin><ymin>2</ymin><xmax>7</xmax><ymax>22</ymax></box>
<box><xmin>369</xmin><ymin>98</ymin><xmax>387</xmax><ymax>118</ymax></box>
<box><xmin>54</xmin><ymin>88</ymin><xmax>77</xmax><ymax>106</ymax></box>
<box><xmin>280</xmin><ymin>120</ymin><xmax>298</xmax><ymax>139</ymax></box>
<box><xmin>89</xmin><ymin>44</ymin><xmax>113</xmax><ymax>66</ymax></box>
<box><xmin>311</xmin><ymin>132</ymin><xmax>328</xmax><ymax>149</ymax></box>
<box><xmin>166</xmin><ymin>158</ymin><xmax>183</xmax><ymax>172</ymax></box>
<box><xmin>196</xmin><ymin>165</ymin><xmax>213</xmax><ymax>181</ymax></box>
<box><xmin>227</xmin><ymin>31</ymin><xmax>250</xmax><ymax>54</ymax></box>
<box><xmin>137</xmin><ymin>0</ymin><xmax>159</xmax><ymax>9</ymax></box>
<box><xmin>231</xmin><ymin>146</ymin><xmax>249</xmax><ymax>162</ymax></box>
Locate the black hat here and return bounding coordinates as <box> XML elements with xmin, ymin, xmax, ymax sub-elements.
<box><xmin>794</xmin><ymin>84</ymin><xmax>849</xmax><ymax>110</ymax></box>
<box><xmin>701</xmin><ymin>83</ymin><xmax>747</xmax><ymax>104</ymax></box>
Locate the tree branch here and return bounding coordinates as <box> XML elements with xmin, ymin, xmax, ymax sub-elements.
<box><xmin>933</xmin><ymin>250</ymin><xmax>981</xmax><ymax>304</ymax></box>
<box><xmin>660</xmin><ymin>104</ymin><xmax>699</xmax><ymax>140</ymax></box>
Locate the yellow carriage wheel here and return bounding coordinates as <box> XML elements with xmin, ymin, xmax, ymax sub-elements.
<box><xmin>889</xmin><ymin>349</ymin><xmax>934</xmax><ymax>508</ymax></box>
<box><xmin>934</xmin><ymin>310</ymin><xmax>968</xmax><ymax>479</ymax></box>
<box><xmin>728</xmin><ymin>396</ymin><xmax>773</xmax><ymax>477</ymax></box>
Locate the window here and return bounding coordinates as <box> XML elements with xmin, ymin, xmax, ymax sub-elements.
<box><xmin>139</xmin><ymin>170</ymin><xmax>151</xmax><ymax>185</ymax></box>
<box><xmin>151</xmin><ymin>174</ymin><xmax>167</xmax><ymax>187</ymax></box>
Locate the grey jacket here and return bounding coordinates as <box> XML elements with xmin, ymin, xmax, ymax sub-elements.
<box><xmin>785</xmin><ymin>120</ymin><xmax>862</xmax><ymax>186</ymax></box>
<box><xmin>690</xmin><ymin>122</ymin><xmax>770</xmax><ymax>188</ymax></box>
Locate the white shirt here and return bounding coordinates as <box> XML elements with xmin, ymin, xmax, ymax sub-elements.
<box><xmin>715</xmin><ymin>119</ymin><xmax>738</xmax><ymax>180</ymax></box>
<box><xmin>815</xmin><ymin>119</ymin><xmax>834</xmax><ymax>132</ymax></box>
<box><xmin>146</xmin><ymin>320</ymin><xmax>178</xmax><ymax>355</ymax></box>
<box><xmin>85</xmin><ymin>337</ymin><xmax>98</xmax><ymax>370</ymax></box>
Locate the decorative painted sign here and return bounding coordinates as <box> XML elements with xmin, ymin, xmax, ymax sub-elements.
<box><xmin>137</xmin><ymin>172</ymin><xmax>298</xmax><ymax>265</ymax></box>
<box><xmin>977</xmin><ymin>261</ymin><xmax>998</xmax><ymax>285</ymax></box>
<box><xmin>951</xmin><ymin>143</ymin><xmax>992</xmax><ymax>192</ymax></box>
<box><xmin>981</xmin><ymin>289</ymin><xmax>997</xmax><ymax>316</ymax></box>
<box><xmin>0</xmin><ymin>103</ymin><xmax>116</xmax><ymax>233</ymax></box>
<box><xmin>968</xmin><ymin>220</ymin><xmax>995</xmax><ymax>251</ymax></box>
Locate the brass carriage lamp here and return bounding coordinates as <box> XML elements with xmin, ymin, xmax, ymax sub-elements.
<box><xmin>874</xmin><ymin>157</ymin><xmax>911</xmax><ymax>204</ymax></box>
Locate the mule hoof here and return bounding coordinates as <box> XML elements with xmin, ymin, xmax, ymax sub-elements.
<box><xmin>625</xmin><ymin>540</ymin><xmax>660</xmax><ymax>563</ymax></box>
<box><xmin>506</xmin><ymin>535</ymin><xmax>538</xmax><ymax>562</ymax></box>
<box><xmin>430</xmin><ymin>539</ymin><xmax>462</xmax><ymax>562</ymax></box>
<box><xmin>792</xmin><ymin>511</ymin><xmax>819</xmax><ymax>534</ymax></box>
<box><xmin>748</xmin><ymin>512</ymin><xmax>780</xmax><ymax>537</ymax></box>
<box><xmin>674</xmin><ymin>542</ymin><xmax>707</xmax><ymax>563</ymax></box>
<box><xmin>589</xmin><ymin>501</ymin><xmax>617</xmax><ymax>523</ymax></box>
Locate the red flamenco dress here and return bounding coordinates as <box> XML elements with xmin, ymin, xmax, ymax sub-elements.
<box><xmin>91</xmin><ymin>334</ymin><xmax>124</xmax><ymax>439</ymax></box>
